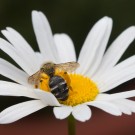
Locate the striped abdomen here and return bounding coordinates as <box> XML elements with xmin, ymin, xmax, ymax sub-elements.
<box><xmin>49</xmin><ymin>75</ymin><xmax>69</xmax><ymax>101</ymax></box>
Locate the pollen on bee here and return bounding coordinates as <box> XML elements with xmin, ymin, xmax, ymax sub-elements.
<box><xmin>39</xmin><ymin>73</ymin><xmax>50</xmax><ymax>92</ymax></box>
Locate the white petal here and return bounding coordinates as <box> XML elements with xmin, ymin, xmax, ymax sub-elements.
<box><xmin>120</xmin><ymin>99</ymin><xmax>135</xmax><ymax>113</ymax></box>
<box><xmin>95</xmin><ymin>91</ymin><xmax>135</xmax><ymax>116</ymax></box>
<box><xmin>0</xmin><ymin>38</ymin><xmax>34</xmax><ymax>75</ymax></box>
<box><xmin>96</xmin><ymin>91</ymin><xmax>135</xmax><ymax>101</ymax></box>
<box><xmin>94</xmin><ymin>93</ymin><xmax>109</xmax><ymax>101</ymax></box>
<box><xmin>53</xmin><ymin>106</ymin><xmax>72</xmax><ymax>119</ymax></box>
<box><xmin>35</xmin><ymin>52</ymin><xmax>46</xmax><ymax>66</ymax></box>
<box><xmin>96</xmin><ymin>55</ymin><xmax>135</xmax><ymax>92</ymax></box>
<box><xmin>32</xmin><ymin>10</ymin><xmax>58</xmax><ymax>62</ymax></box>
<box><xmin>112</xmin><ymin>100</ymin><xmax>132</xmax><ymax>115</ymax></box>
<box><xmin>77</xmin><ymin>17</ymin><xmax>112</xmax><ymax>75</ymax></box>
<box><xmin>109</xmin><ymin>99</ymin><xmax>135</xmax><ymax>115</ymax></box>
<box><xmin>54</xmin><ymin>34</ymin><xmax>76</xmax><ymax>63</ymax></box>
<box><xmin>34</xmin><ymin>89</ymin><xmax>60</xmax><ymax>106</ymax></box>
<box><xmin>72</xmin><ymin>105</ymin><xmax>91</xmax><ymax>122</ymax></box>
<box><xmin>0</xmin><ymin>81</ymin><xmax>38</xmax><ymax>99</ymax></box>
<box><xmin>86</xmin><ymin>17</ymin><xmax>112</xmax><ymax>77</ymax></box>
<box><xmin>1</xmin><ymin>27</ymin><xmax>39</xmax><ymax>72</ymax></box>
<box><xmin>94</xmin><ymin>26</ymin><xmax>135</xmax><ymax>76</ymax></box>
<box><xmin>0</xmin><ymin>100</ymin><xmax>46</xmax><ymax>124</ymax></box>
<box><xmin>0</xmin><ymin>58</ymin><xmax>28</xmax><ymax>86</ymax></box>
<box><xmin>109</xmin><ymin>90</ymin><xmax>135</xmax><ymax>100</ymax></box>
<box><xmin>86</xmin><ymin>100</ymin><xmax>122</xmax><ymax>116</ymax></box>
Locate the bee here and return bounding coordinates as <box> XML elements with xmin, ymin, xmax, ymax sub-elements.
<box><xmin>28</xmin><ymin>62</ymin><xmax>79</xmax><ymax>101</ymax></box>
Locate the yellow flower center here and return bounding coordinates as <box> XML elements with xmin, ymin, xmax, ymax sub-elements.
<box><xmin>39</xmin><ymin>70</ymin><xmax>99</xmax><ymax>106</ymax></box>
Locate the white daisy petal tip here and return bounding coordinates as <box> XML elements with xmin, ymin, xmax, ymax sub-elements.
<box><xmin>102</xmin><ymin>16</ymin><xmax>112</xmax><ymax>21</ymax></box>
<box><xmin>112</xmin><ymin>100</ymin><xmax>132</xmax><ymax>115</ymax></box>
<box><xmin>32</xmin><ymin>10</ymin><xmax>38</xmax><ymax>15</ymax></box>
<box><xmin>32</xmin><ymin>10</ymin><xmax>45</xmax><ymax>18</ymax></box>
<box><xmin>53</xmin><ymin>106</ymin><xmax>72</xmax><ymax>120</ymax></box>
<box><xmin>123</xmin><ymin>26</ymin><xmax>135</xmax><ymax>38</ymax></box>
<box><xmin>128</xmin><ymin>26</ymin><xmax>135</xmax><ymax>31</ymax></box>
<box><xmin>72</xmin><ymin>105</ymin><xmax>91</xmax><ymax>122</ymax></box>
<box><xmin>99</xmin><ymin>16</ymin><xmax>112</xmax><ymax>25</ymax></box>
<box><xmin>128</xmin><ymin>26</ymin><xmax>135</xmax><ymax>38</ymax></box>
<box><xmin>32</xmin><ymin>10</ymin><xmax>41</xmax><ymax>18</ymax></box>
<box><xmin>1</xmin><ymin>29</ymin><xmax>6</xmax><ymax>35</ymax></box>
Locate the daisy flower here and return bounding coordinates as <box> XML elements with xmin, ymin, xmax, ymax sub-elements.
<box><xmin>0</xmin><ymin>10</ymin><xmax>135</xmax><ymax>124</ymax></box>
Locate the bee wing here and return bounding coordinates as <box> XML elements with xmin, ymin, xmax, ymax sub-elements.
<box><xmin>28</xmin><ymin>71</ymin><xmax>41</xmax><ymax>85</ymax></box>
<box><xmin>54</xmin><ymin>62</ymin><xmax>80</xmax><ymax>72</ymax></box>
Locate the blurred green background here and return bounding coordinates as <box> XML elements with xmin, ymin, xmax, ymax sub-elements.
<box><xmin>0</xmin><ymin>0</ymin><xmax>135</xmax><ymax>58</ymax></box>
<box><xmin>0</xmin><ymin>0</ymin><xmax>135</xmax><ymax>135</ymax></box>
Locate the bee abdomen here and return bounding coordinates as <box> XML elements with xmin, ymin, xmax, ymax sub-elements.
<box><xmin>49</xmin><ymin>75</ymin><xmax>69</xmax><ymax>101</ymax></box>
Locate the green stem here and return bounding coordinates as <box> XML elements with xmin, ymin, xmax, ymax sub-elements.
<box><xmin>68</xmin><ymin>115</ymin><xmax>76</xmax><ymax>135</ymax></box>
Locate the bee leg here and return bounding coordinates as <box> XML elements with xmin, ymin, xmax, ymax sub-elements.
<box><xmin>35</xmin><ymin>84</ymin><xmax>38</xmax><ymax>89</ymax></box>
<box><xmin>64</xmin><ymin>72</ymin><xmax>67</xmax><ymax>74</ymax></box>
<box><xmin>40</xmin><ymin>80</ymin><xmax>43</xmax><ymax>83</ymax></box>
<box><xmin>35</xmin><ymin>80</ymin><xmax>40</xmax><ymax>89</ymax></box>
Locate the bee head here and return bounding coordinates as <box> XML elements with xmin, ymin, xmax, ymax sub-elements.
<box><xmin>40</xmin><ymin>62</ymin><xmax>55</xmax><ymax>77</ymax></box>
